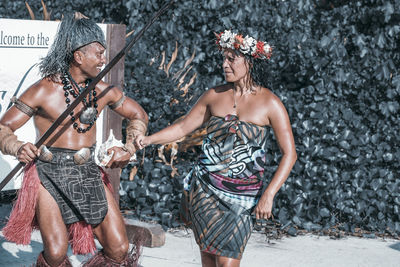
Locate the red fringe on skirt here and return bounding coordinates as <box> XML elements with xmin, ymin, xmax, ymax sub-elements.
<box><xmin>2</xmin><ymin>163</ymin><xmax>113</xmax><ymax>255</ymax></box>
<box><xmin>2</xmin><ymin>162</ymin><xmax>40</xmax><ymax>244</ymax></box>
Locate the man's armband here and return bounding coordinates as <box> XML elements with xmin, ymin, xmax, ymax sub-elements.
<box><xmin>0</xmin><ymin>124</ymin><xmax>24</xmax><ymax>157</ymax></box>
<box><xmin>108</xmin><ymin>92</ymin><xmax>126</xmax><ymax>110</ymax></box>
<box><xmin>124</xmin><ymin>118</ymin><xmax>148</xmax><ymax>155</ymax></box>
<box><xmin>11</xmin><ymin>96</ymin><xmax>36</xmax><ymax>117</ymax></box>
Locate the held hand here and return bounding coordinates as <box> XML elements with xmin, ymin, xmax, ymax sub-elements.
<box><xmin>17</xmin><ymin>142</ymin><xmax>40</xmax><ymax>164</ymax></box>
<box><xmin>134</xmin><ymin>133</ymin><xmax>149</xmax><ymax>150</ymax></box>
<box><xmin>254</xmin><ymin>194</ymin><xmax>274</xmax><ymax>220</ymax></box>
<box><xmin>105</xmin><ymin>146</ymin><xmax>131</xmax><ymax>169</ymax></box>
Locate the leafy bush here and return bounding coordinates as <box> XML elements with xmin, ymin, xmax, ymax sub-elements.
<box><xmin>1</xmin><ymin>0</ymin><xmax>399</xmax><ymax>236</ymax></box>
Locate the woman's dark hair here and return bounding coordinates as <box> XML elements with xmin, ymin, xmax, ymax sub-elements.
<box><xmin>247</xmin><ymin>56</ymin><xmax>273</xmax><ymax>90</ymax></box>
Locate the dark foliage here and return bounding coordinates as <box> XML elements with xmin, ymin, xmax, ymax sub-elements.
<box><xmin>1</xmin><ymin>0</ymin><xmax>399</xmax><ymax>237</ymax></box>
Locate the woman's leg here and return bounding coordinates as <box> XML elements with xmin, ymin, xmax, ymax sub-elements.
<box><xmin>201</xmin><ymin>251</ymin><xmax>217</xmax><ymax>267</ymax></box>
<box><xmin>216</xmin><ymin>255</ymin><xmax>241</xmax><ymax>267</ymax></box>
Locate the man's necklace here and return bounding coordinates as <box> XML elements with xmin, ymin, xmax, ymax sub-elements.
<box><xmin>61</xmin><ymin>72</ymin><xmax>98</xmax><ymax>133</ymax></box>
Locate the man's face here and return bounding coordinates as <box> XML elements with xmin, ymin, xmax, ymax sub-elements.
<box><xmin>78</xmin><ymin>42</ymin><xmax>106</xmax><ymax>78</ymax></box>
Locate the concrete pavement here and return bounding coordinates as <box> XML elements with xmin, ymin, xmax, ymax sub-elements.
<box><xmin>1</xmin><ymin>228</ymin><xmax>399</xmax><ymax>266</ymax></box>
<box><xmin>140</xmin><ymin>230</ymin><xmax>400</xmax><ymax>267</ymax></box>
<box><xmin>1</xmin><ymin>203</ymin><xmax>399</xmax><ymax>266</ymax></box>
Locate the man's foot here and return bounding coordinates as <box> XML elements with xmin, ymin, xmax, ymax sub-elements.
<box><xmin>82</xmin><ymin>248</ymin><xmax>140</xmax><ymax>267</ymax></box>
<box><xmin>35</xmin><ymin>251</ymin><xmax>72</xmax><ymax>267</ymax></box>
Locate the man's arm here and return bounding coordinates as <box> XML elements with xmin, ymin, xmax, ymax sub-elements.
<box><xmin>0</xmin><ymin>82</ymin><xmax>44</xmax><ymax>163</ymax></box>
<box><xmin>102</xmin><ymin>85</ymin><xmax>148</xmax><ymax>168</ymax></box>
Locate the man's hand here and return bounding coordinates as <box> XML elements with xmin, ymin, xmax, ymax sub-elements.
<box><xmin>17</xmin><ymin>142</ymin><xmax>40</xmax><ymax>164</ymax></box>
<box><xmin>105</xmin><ymin>146</ymin><xmax>131</xmax><ymax>169</ymax></box>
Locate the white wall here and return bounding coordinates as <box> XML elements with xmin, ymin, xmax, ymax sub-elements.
<box><xmin>0</xmin><ymin>19</ymin><xmax>107</xmax><ymax>190</ymax></box>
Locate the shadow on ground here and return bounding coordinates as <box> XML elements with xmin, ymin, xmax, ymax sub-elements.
<box><xmin>388</xmin><ymin>242</ymin><xmax>400</xmax><ymax>251</ymax></box>
<box><xmin>0</xmin><ymin>235</ymin><xmax>42</xmax><ymax>266</ymax></box>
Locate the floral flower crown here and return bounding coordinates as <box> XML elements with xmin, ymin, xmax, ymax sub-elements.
<box><xmin>215</xmin><ymin>30</ymin><xmax>272</xmax><ymax>60</ymax></box>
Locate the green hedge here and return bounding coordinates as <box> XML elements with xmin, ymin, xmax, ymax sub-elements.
<box><xmin>1</xmin><ymin>0</ymin><xmax>399</xmax><ymax>236</ymax></box>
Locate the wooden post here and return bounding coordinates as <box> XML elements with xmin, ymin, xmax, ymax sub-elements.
<box><xmin>102</xmin><ymin>24</ymin><xmax>166</xmax><ymax>249</ymax></box>
<box><xmin>103</xmin><ymin>24</ymin><xmax>126</xmax><ymax>203</ymax></box>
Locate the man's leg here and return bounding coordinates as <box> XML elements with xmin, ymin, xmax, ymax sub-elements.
<box><xmin>36</xmin><ymin>184</ymin><xmax>70</xmax><ymax>266</ymax></box>
<box><xmin>92</xmin><ymin>185</ymin><xmax>130</xmax><ymax>262</ymax></box>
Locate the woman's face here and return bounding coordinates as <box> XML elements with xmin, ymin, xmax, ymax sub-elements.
<box><xmin>222</xmin><ymin>49</ymin><xmax>250</xmax><ymax>83</ymax></box>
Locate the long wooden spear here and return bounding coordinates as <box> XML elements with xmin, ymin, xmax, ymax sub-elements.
<box><xmin>0</xmin><ymin>0</ymin><xmax>175</xmax><ymax>191</ymax></box>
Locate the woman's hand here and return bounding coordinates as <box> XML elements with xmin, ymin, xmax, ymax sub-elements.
<box><xmin>134</xmin><ymin>133</ymin><xmax>150</xmax><ymax>150</ymax></box>
<box><xmin>254</xmin><ymin>193</ymin><xmax>274</xmax><ymax>220</ymax></box>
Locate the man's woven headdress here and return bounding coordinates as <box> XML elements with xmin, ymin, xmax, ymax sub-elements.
<box><xmin>39</xmin><ymin>13</ymin><xmax>106</xmax><ymax>78</ymax></box>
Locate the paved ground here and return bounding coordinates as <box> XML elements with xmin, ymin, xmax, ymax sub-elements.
<box><xmin>140</xmin><ymin>230</ymin><xmax>400</xmax><ymax>267</ymax></box>
<box><xmin>1</xmin><ymin>203</ymin><xmax>399</xmax><ymax>266</ymax></box>
<box><xmin>1</xmin><ymin>228</ymin><xmax>399</xmax><ymax>266</ymax></box>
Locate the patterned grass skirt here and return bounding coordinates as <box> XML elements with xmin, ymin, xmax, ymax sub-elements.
<box><xmin>188</xmin><ymin>178</ymin><xmax>253</xmax><ymax>259</ymax></box>
<box><xmin>36</xmin><ymin>147</ymin><xmax>108</xmax><ymax>225</ymax></box>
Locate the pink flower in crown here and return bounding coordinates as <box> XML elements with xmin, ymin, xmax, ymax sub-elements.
<box><xmin>234</xmin><ymin>34</ymin><xmax>243</xmax><ymax>49</ymax></box>
<box><xmin>215</xmin><ymin>31</ymin><xmax>223</xmax><ymax>46</ymax></box>
<box><xmin>215</xmin><ymin>30</ymin><xmax>272</xmax><ymax>60</ymax></box>
<box><xmin>254</xmin><ymin>41</ymin><xmax>265</xmax><ymax>58</ymax></box>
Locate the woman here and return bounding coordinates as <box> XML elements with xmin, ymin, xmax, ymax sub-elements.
<box><xmin>135</xmin><ymin>30</ymin><xmax>297</xmax><ymax>267</ymax></box>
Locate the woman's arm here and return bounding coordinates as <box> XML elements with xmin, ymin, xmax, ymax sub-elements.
<box><xmin>136</xmin><ymin>89</ymin><xmax>212</xmax><ymax>147</ymax></box>
<box><xmin>254</xmin><ymin>95</ymin><xmax>297</xmax><ymax>220</ymax></box>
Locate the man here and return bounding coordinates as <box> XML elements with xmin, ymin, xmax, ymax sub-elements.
<box><xmin>0</xmin><ymin>13</ymin><xmax>147</xmax><ymax>266</ymax></box>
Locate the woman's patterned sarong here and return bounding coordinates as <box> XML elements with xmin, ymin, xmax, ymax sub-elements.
<box><xmin>184</xmin><ymin>114</ymin><xmax>270</xmax><ymax>259</ymax></box>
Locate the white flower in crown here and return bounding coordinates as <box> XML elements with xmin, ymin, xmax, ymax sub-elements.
<box><xmin>240</xmin><ymin>35</ymin><xmax>257</xmax><ymax>55</ymax></box>
<box><xmin>264</xmin><ymin>43</ymin><xmax>272</xmax><ymax>55</ymax></box>
<box><xmin>216</xmin><ymin>30</ymin><xmax>272</xmax><ymax>60</ymax></box>
<box><xmin>219</xmin><ymin>30</ymin><xmax>236</xmax><ymax>49</ymax></box>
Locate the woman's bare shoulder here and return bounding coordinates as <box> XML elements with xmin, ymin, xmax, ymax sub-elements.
<box><xmin>205</xmin><ymin>83</ymin><xmax>232</xmax><ymax>96</ymax></box>
<box><xmin>260</xmin><ymin>87</ymin><xmax>283</xmax><ymax>106</ymax></box>
<box><xmin>258</xmin><ymin>87</ymin><xmax>290</xmax><ymax>122</ymax></box>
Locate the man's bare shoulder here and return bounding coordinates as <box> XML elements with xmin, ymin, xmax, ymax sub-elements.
<box><xmin>96</xmin><ymin>80</ymin><xmax>115</xmax><ymax>91</ymax></box>
<box><xmin>19</xmin><ymin>78</ymin><xmax>60</xmax><ymax>106</ymax></box>
<box><xmin>95</xmin><ymin>81</ymin><xmax>122</xmax><ymax>104</ymax></box>
<box><xmin>24</xmin><ymin>77</ymin><xmax>55</xmax><ymax>92</ymax></box>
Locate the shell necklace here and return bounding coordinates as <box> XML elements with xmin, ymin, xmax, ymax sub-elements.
<box><xmin>61</xmin><ymin>72</ymin><xmax>98</xmax><ymax>133</ymax></box>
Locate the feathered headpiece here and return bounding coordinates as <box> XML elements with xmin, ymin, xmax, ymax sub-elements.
<box><xmin>39</xmin><ymin>13</ymin><xmax>106</xmax><ymax>78</ymax></box>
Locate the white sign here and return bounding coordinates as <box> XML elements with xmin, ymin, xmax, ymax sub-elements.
<box><xmin>0</xmin><ymin>19</ymin><xmax>107</xmax><ymax>190</ymax></box>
